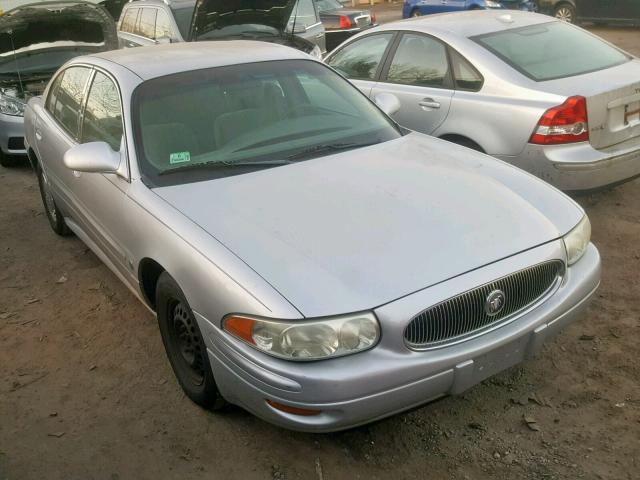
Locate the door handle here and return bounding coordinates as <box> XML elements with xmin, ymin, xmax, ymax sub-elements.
<box><xmin>419</xmin><ymin>98</ymin><xmax>441</xmax><ymax>110</ymax></box>
<box><xmin>35</xmin><ymin>130</ymin><xmax>43</xmax><ymax>141</ymax></box>
<box><xmin>315</xmin><ymin>33</ymin><xmax>324</xmax><ymax>39</ymax></box>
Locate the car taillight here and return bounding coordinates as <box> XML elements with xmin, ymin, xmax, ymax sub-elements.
<box><xmin>340</xmin><ymin>15</ymin><xmax>352</xmax><ymax>29</ymax></box>
<box><xmin>371</xmin><ymin>12</ymin><xmax>377</xmax><ymax>23</ymax></box>
<box><xmin>529</xmin><ymin>96</ymin><xmax>589</xmax><ymax>145</ymax></box>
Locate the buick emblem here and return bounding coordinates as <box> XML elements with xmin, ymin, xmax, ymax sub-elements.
<box><xmin>485</xmin><ymin>290</ymin><xmax>506</xmax><ymax>316</ymax></box>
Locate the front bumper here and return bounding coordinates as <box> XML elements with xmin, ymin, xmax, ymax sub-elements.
<box><xmin>0</xmin><ymin>112</ymin><xmax>26</xmax><ymax>155</ymax></box>
<box><xmin>198</xmin><ymin>241</ymin><xmax>600</xmax><ymax>432</ymax></box>
<box><xmin>499</xmin><ymin>137</ymin><xmax>640</xmax><ymax>191</ymax></box>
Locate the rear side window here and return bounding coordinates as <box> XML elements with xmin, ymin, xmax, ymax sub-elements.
<box><xmin>155</xmin><ymin>9</ymin><xmax>173</xmax><ymax>39</ymax></box>
<box><xmin>327</xmin><ymin>33</ymin><xmax>393</xmax><ymax>81</ymax></box>
<box><xmin>386</xmin><ymin>33</ymin><xmax>450</xmax><ymax>88</ymax></box>
<box><xmin>450</xmin><ymin>48</ymin><xmax>483</xmax><ymax>91</ymax></box>
<box><xmin>121</xmin><ymin>7</ymin><xmax>138</xmax><ymax>33</ymax></box>
<box><xmin>473</xmin><ymin>21</ymin><xmax>630</xmax><ymax>81</ymax></box>
<box><xmin>81</xmin><ymin>72</ymin><xmax>124</xmax><ymax>151</ymax></box>
<box><xmin>137</xmin><ymin>8</ymin><xmax>157</xmax><ymax>39</ymax></box>
<box><xmin>48</xmin><ymin>66</ymin><xmax>92</xmax><ymax>137</ymax></box>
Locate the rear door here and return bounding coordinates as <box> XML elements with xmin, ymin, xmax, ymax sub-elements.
<box><xmin>371</xmin><ymin>32</ymin><xmax>453</xmax><ymax>135</ymax></box>
<box><xmin>290</xmin><ymin>0</ymin><xmax>326</xmax><ymax>52</ymax></box>
<box><xmin>325</xmin><ymin>32</ymin><xmax>395</xmax><ymax>97</ymax></box>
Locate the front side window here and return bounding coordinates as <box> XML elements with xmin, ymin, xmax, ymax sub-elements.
<box><xmin>136</xmin><ymin>8</ymin><xmax>157</xmax><ymax>39</ymax></box>
<box><xmin>121</xmin><ymin>7</ymin><xmax>138</xmax><ymax>33</ymax></box>
<box><xmin>290</xmin><ymin>0</ymin><xmax>319</xmax><ymax>28</ymax></box>
<box><xmin>49</xmin><ymin>66</ymin><xmax>91</xmax><ymax>137</ymax></box>
<box><xmin>473</xmin><ymin>21</ymin><xmax>630</xmax><ymax>81</ymax></box>
<box><xmin>450</xmin><ymin>48</ymin><xmax>483</xmax><ymax>91</ymax></box>
<box><xmin>81</xmin><ymin>72</ymin><xmax>123</xmax><ymax>151</ymax></box>
<box><xmin>132</xmin><ymin>60</ymin><xmax>401</xmax><ymax>186</ymax></box>
<box><xmin>386</xmin><ymin>34</ymin><xmax>450</xmax><ymax>88</ymax></box>
<box><xmin>327</xmin><ymin>33</ymin><xmax>393</xmax><ymax>81</ymax></box>
<box><xmin>155</xmin><ymin>9</ymin><xmax>173</xmax><ymax>39</ymax></box>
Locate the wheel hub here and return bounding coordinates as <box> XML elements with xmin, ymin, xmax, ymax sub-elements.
<box><xmin>556</xmin><ymin>7</ymin><xmax>572</xmax><ymax>22</ymax></box>
<box><xmin>171</xmin><ymin>301</ymin><xmax>205</xmax><ymax>385</ymax></box>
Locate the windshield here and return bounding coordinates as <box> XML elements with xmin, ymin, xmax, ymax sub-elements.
<box><xmin>132</xmin><ymin>59</ymin><xmax>401</xmax><ymax>186</ymax></box>
<box><xmin>473</xmin><ymin>21</ymin><xmax>630</xmax><ymax>82</ymax></box>
<box><xmin>314</xmin><ymin>0</ymin><xmax>343</xmax><ymax>12</ymax></box>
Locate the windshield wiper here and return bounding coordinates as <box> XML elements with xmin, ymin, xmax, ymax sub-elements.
<box><xmin>158</xmin><ymin>159</ymin><xmax>293</xmax><ymax>176</ymax></box>
<box><xmin>287</xmin><ymin>141</ymin><xmax>379</xmax><ymax>161</ymax></box>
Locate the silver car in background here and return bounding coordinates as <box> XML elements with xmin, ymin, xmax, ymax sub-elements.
<box><xmin>325</xmin><ymin>10</ymin><xmax>640</xmax><ymax>191</ymax></box>
<box><xmin>24</xmin><ymin>41</ymin><xmax>600</xmax><ymax>432</ymax></box>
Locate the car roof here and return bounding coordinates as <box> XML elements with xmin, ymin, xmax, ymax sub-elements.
<box><xmin>378</xmin><ymin>10</ymin><xmax>555</xmax><ymax>38</ymax></box>
<box><xmin>88</xmin><ymin>41</ymin><xmax>311</xmax><ymax>80</ymax></box>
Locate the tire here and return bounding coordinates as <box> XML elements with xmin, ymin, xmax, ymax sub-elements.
<box><xmin>36</xmin><ymin>165</ymin><xmax>71</xmax><ymax>236</ymax></box>
<box><xmin>554</xmin><ymin>3</ymin><xmax>576</xmax><ymax>23</ymax></box>
<box><xmin>156</xmin><ymin>272</ymin><xmax>226</xmax><ymax>410</ymax></box>
<box><xmin>410</xmin><ymin>8</ymin><xmax>422</xmax><ymax>17</ymax></box>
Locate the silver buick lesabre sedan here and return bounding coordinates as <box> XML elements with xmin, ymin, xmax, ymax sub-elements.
<box><xmin>24</xmin><ymin>42</ymin><xmax>600</xmax><ymax>432</ymax></box>
<box><xmin>325</xmin><ymin>10</ymin><xmax>640</xmax><ymax>192</ymax></box>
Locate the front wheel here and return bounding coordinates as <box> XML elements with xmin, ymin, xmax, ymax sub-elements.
<box><xmin>156</xmin><ymin>272</ymin><xmax>226</xmax><ymax>410</ymax></box>
<box><xmin>36</xmin><ymin>165</ymin><xmax>71</xmax><ymax>236</ymax></box>
<box><xmin>554</xmin><ymin>4</ymin><xmax>576</xmax><ymax>23</ymax></box>
<box><xmin>410</xmin><ymin>8</ymin><xmax>422</xmax><ymax>17</ymax></box>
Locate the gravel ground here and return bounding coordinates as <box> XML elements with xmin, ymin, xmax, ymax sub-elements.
<box><xmin>0</xmin><ymin>14</ymin><xmax>639</xmax><ymax>480</ymax></box>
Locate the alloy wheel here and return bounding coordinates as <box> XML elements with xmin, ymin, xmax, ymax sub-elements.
<box><xmin>555</xmin><ymin>6</ymin><xmax>574</xmax><ymax>22</ymax></box>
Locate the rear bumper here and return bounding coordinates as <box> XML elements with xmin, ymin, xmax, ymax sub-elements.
<box><xmin>197</xmin><ymin>242</ymin><xmax>600</xmax><ymax>432</ymax></box>
<box><xmin>499</xmin><ymin>139</ymin><xmax>640</xmax><ymax>191</ymax></box>
<box><xmin>0</xmin><ymin>113</ymin><xmax>26</xmax><ymax>155</ymax></box>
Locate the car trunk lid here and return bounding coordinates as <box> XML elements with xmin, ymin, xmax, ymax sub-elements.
<box><xmin>540</xmin><ymin>59</ymin><xmax>640</xmax><ymax>150</ymax></box>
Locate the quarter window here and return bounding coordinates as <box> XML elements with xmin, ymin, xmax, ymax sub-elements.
<box><xmin>386</xmin><ymin>34</ymin><xmax>450</xmax><ymax>88</ymax></box>
<box><xmin>121</xmin><ymin>7</ymin><xmax>138</xmax><ymax>33</ymax></box>
<box><xmin>450</xmin><ymin>48</ymin><xmax>483</xmax><ymax>91</ymax></box>
<box><xmin>137</xmin><ymin>8</ymin><xmax>157</xmax><ymax>39</ymax></box>
<box><xmin>49</xmin><ymin>67</ymin><xmax>92</xmax><ymax>137</ymax></box>
<box><xmin>155</xmin><ymin>9</ymin><xmax>173</xmax><ymax>39</ymax></box>
<box><xmin>327</xmin><ymin>33</ymin><xmax>393</xmax><ymax>81</ymax></box>
<box><xmin>81</xmin><ymin>72</ymin><xmax>123</xmax><ymax>152</ymax></box>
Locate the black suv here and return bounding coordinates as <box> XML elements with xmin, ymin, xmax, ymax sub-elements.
<box><xmin>537</xmin><ymin>0</ymin><xmax>640</xmax><ymax>25</ymax></box>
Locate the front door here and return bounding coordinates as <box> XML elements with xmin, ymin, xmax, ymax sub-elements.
<box><xmin>372</xmin><ymin>32</ymin><xmax>453</xmax><ymax>135</ymax></box>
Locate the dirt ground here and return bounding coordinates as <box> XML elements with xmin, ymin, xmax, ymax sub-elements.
<box><xmin>1</xmin><ymin>16</ymin><xmax>639</xmax><ymax>480</ymax></box>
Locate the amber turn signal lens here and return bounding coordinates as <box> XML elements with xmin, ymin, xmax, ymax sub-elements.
<box><xmin>266</xmin><ymin>399</ymin><xmax>321</xmax><ymax>416</ymax></box>
<box><xmin>224</xmin><ymin>315</ymin><xmax>256</xmax><ymax>344</ymax></box>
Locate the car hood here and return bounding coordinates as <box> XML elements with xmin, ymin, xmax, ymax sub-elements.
<box><xmin>0</xmin><ymin>1</ymin><xmax>117</xmax><ymax>76</ymax></box>
<box><xmin>154</xmin><ymin>134</ymin><xmax>583</xmax><ymax>318</ymax></box>
<box><xmin>190</xmin><ymin>0</ymin><xmax>298</xmax><ymax>41</ymax></box>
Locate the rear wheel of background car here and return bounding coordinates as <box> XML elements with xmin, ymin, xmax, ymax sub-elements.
<box><xmin>410</xmin><ymin>8</ymin><xmax>422</xmax><ymax>17</ymax></box>
<box><xmin>554</xmin><ymin>4</ymin><xmax>576</xmax><ymax>23</ymax></box>
<box><xmin>36</xmin><ymin>165</ymin><xmax>71</xmax><ymax>236</ymax></box>
<box><xmin>156</xmin><ymin>272</ymin><xmax>226</xmax><ymax>410</ymax></box>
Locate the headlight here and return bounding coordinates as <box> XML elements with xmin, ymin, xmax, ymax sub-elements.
<box><xmin>309</xmin><ymin>44</ymin><xmax>323</xmax><ymax>60</ymax></box>
<box><xmin>563</xmin><ymin>215</ymin><xmax>591</xmax><ymax>265</ymax></box>
<box><xmin>485</xmin><ymin>0</ymin><xmax>503</xmax><ymax>7</ymax></box>
<box><xmin>223</xmin><ymin>312</ymin><xmax>379</xmax><ymax>361</ymax></box>
<box><xmin>0</xmin><ymin>90</ymin><xmax>26</xmax><ymax>117</ymax></box>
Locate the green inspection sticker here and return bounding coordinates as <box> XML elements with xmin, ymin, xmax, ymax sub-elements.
<box><xmin>169</xmin><ymin>151</ymin><xmax>191</xmax><ymax>164</ymax></box>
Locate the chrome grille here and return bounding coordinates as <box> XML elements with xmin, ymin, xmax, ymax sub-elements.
<box><xmin>404</xmin><ymin>261</ymin><xmax>564</xmax><ymax>349</ymax></box>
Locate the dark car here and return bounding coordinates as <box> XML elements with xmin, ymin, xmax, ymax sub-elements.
<box><xmin>117</xmin><ymin>0</ymin><xmax>325</xmax><ymax>58</ymax></box>
<box><xmin>0</xmin><ymin>0</ymin><xmax>117</xmax><ymax>167</ymax></box>
<box><xmin>537</xmin><ymin>0</ymin><xmax>640</xmax><ymax>25</ymax></box>
<box><xmin>314</xmin><ymin>0</ymin><xmax>376</xmax><ymax>51</ymax></box>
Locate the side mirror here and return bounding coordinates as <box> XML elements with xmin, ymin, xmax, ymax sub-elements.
<box><xmin>64</xmin><ymin>142</ymin><xmax>121</xmax><ymax>174</ymax></box>
<box><xmin>155</xmin><ymin>36</ymin><xmax>171</xmax><ymax>45</ymax></box>
<box><xmin>374</xmin><ymin>93</ymin><xmax>401</xmax><ymax>116</ymax></box>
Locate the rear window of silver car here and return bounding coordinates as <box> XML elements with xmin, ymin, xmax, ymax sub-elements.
<box><xmin>472</xmin><ymin>22</ymin><xmax>630</xmax><ymax>82</ymax></box>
